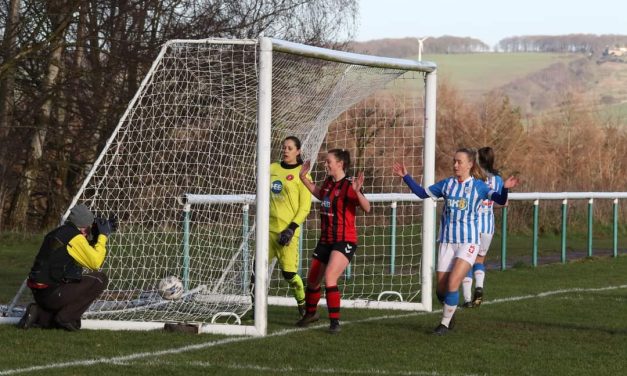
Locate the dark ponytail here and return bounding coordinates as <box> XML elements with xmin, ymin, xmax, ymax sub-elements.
<box><xmin>478</xmin><ymin>147</ymin><xmax>499</xmax><ymax>175</ymax></box>
<box><xmin>328</xmin><ymin>148</ymin><xmax>351</xmax><ymax>174</ymax></box>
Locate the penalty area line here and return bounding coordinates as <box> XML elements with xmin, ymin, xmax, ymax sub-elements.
<box><xmin>141</xmin><ymin>359</ymin><xmax>482</xmax><ymax>376</ymax></box>
<box><xmin>1</xmin><ymin>284</ymin><xmax>626</xmax><ymax>375</ymax></box>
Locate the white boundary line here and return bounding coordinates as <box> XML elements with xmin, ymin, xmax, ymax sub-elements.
<box><xmin>150</xmin><ymin>359</ymin><xmax>480</xmax><ymax>376</ymax></box>
<box><xmin>1</xmin><ymin>284</ymin><xmax>626</xmax><ymax>376</ymax></box>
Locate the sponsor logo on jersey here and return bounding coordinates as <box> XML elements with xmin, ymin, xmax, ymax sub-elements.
<box><xmin>447</xmin><ymin>197</ymin><xmax>468</xmax><ymax>210</ymax></box>
<box><xmin>286</xmin><ymin>174</ymin><xmax>294</xmax><ymax>181</ymax></box>
<box><xmin>271</xmin><ymin>180</ymin><xmax>283</xmax><ymax>194</ymax></box>
<box><xmin>321</xmin><ymin>199</ymin><xmax>331</xmax><ymax>208</ymax></box>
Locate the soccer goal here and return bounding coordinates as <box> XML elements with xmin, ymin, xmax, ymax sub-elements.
<box><xmin>2</xmin><ymin>37</ymin><xmax>437</xmax><ymax>336</ymax></box>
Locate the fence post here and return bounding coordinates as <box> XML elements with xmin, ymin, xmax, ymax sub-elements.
<box><xmin>587</xmin><ymin>198</ymin><xmax>593</xmax><ymax>257</ymax></box>
<box><xmin>532</xmin><ymin>199</ymin><xmax>539</xmax><ymax>267</ymax></box>
<box><xmin>501</xmin><ymin>206</ymin><xmax>508</xmax><ymax>270</ymax></box>
<box><xmin>613</xmin><ymin>198</ymin><xmax>618</xmax><ymax>258</ymax></box>
<box><xmin>561</xmin><ymin>199</ymin><xmax>568</xmax><ymax>264</ymax></box>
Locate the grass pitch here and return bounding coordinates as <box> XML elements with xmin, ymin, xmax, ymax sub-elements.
<box><xmin>1</xmin><ymin>232</ymin><xmax>626</xmax><ymax>375</ymax></box>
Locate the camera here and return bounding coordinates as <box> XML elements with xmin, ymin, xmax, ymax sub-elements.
<box><xmin>91</xmin><ymin>213</ymin><xmax>118</xmax><ymax>239</ymax></box>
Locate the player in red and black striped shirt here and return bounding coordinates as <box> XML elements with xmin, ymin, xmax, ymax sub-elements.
<box><xmin>296</xmin><ymin>149</ymin><xmax>370</xmax><ymax>333</ymax></box>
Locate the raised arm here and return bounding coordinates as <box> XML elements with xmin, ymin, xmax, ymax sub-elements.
<box><xmin>351</xmin><ymin>171</ymin><xmax>371</xmax><ymax>213</ymax></box>
<box><xmin>298</xmin><ymin>160</ymin><xmax>321</xmax><ymax>200</ymax></box>
<box><xmin>489</xmin><ymin>175</ymin><xmax>519</xmax><ymax>205</ymax></box>
<box><xmin>393</xmin><ymin>161</ymin><xmax>429</xmax><ymax>199</ymax></box>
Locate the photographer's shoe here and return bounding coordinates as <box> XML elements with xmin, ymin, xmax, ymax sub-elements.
<box><xmin>17</xmin><ymin>303</ymin><xmax>39</xmax><ymax>329</ymax></box>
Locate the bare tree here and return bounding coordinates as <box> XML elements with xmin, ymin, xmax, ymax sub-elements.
<box><xmin>0</xmin><ymin>0</ymin><xmax>358</xmax><ymax>230</ymax></box>
<box><xmin>0</xmin><ymin>0</ymin><xmax>21</xmax><ymax>229</ymax></box>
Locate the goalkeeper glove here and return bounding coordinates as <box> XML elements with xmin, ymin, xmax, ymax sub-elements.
<box><xmin>278</xmin><ymin>223</ymin><xmax>299</xmax><ymax>246</ymax></box>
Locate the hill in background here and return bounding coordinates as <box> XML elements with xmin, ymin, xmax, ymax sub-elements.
<box><xmin>349</xmin><ymin>37</ymin><xmax>627</xmax><ymax>122</ymax></box>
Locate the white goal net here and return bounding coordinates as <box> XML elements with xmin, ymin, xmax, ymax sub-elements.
<box><xmin>3</xmin><ymin>37</ymin><xmax>437</xmax><ymax>336</ymax></box>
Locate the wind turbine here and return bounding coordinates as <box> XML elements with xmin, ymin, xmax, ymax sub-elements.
<box><xmin>417</xmin><ymin>37</ymin><xmax>429</xmax><ymax>61</ymax></box>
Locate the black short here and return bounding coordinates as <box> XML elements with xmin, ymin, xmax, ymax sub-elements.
<box><xmin>312</xmin><ymin>241</ymin><xmax>357</xmax><ymax>263</ymax></box>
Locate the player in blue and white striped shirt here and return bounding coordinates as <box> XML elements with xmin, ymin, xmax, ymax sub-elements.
<box><xmin>462</xmin><ymin>147</ymin><xmax>504</xmax><ymax>308</ymax></box>
<box><xmin>393</xmin><ymin>148</ymin><xmax>519</xmax><ymax>335</ymax></box>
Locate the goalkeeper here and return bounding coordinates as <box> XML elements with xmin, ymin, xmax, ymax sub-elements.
<box><xmin>268</xmin><ymin>136</ymin><xmax>312</xmax><ymax>317</ymax></box>
<box><xmin>17</xmin><ymin>203</ymin><xmax>114</xmax><ymax>331</ymax></box>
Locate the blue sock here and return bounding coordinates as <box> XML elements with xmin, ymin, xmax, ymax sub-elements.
<box><xmin>444</xmin><ymin>291</ymin><xmax>459</xmax><ymax>307</ymax></box>
<box><xmin>473</xmin><ymin>263</ymin><xmax>486</xmax><ymax>273</ymax></box>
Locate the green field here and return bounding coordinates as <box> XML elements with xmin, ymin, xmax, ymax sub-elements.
<box><xmin>420</xmin><ymin>52</ymin><xmax>579</xmax><ymax>95</ymax></box>
<box><xmin>409</xmin><ymin>52</ymin><xmax>627</xmax><ymax>125</ymax></box>
<box><xmin>1</xmin><ymin>233</ymin><xmax>627</xmax><ymax>375</ymax></box>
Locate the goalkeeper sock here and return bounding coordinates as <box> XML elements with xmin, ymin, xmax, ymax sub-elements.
<box><xmin>305</xmin><ymin>286</ymin><xmax>321</xmax><ymax>314</ymax></box>
<box><xmin>288</xmin><ymin>274</ymin><xmax>305</xmax><ymax>304</ymax></box>
<box><xmin>474</xmin><ymin>263</ymin><xmax>486</xmax><ymax>288</ymax></box>
<box><xmin>325</xmin><ymin>285</ymin><xmax>341</xmax><ymax>320</ymax></box>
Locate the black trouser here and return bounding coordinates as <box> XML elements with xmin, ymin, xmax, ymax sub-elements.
<box><xmin>32</xmin><ymin>271</ymin><xmax>108</xmax><ymax>328</ymax></box>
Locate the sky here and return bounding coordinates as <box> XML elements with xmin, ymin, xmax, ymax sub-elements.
<box><xmin>357</xmin><ymin>0</ymin><xmax>627</xmax><ymax>47</ymax></box>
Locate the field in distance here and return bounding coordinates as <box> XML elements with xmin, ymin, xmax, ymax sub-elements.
<box><xmin>418</xmin><ymin>52</ymin><xmax>627</xmax><ymax>121</ymax></box>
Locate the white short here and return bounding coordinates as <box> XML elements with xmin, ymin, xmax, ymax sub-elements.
<box><xmin>479</xmin><ymin>233</ymin><xmax>494</xmax><ymax>257</ymax></box>
<box><xmin>436</xmin><ymin>243</ymin><xmax>479</xmax><ymax>272</ymax></box>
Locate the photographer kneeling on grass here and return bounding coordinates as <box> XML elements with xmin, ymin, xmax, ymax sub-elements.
<box><xmin>17</xmin><ymin>203</ymin><xmax>114</xmax><ymax>331</ymax></box>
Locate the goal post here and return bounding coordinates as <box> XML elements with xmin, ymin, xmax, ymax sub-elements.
<box><xmin>1</xmin><ymin>37</ymin><xmax>437</xmax><ymax>336</ymax></box>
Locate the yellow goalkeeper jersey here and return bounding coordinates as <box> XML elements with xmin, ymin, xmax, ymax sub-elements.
<box><xmin>269</xmin><ymin>162</ymin><xmax>312</xmax><ymax>234</ymax></box>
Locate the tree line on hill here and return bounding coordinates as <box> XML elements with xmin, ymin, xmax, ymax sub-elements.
<box><xmin>352</xmin><ymin>34</ymin><xmax>627</xmax><ymax>57</ymax></box>
<box><xmin>351</xmin><ymin>36</ymin><xmax>490</xmax><ymax>58</ymax></box>
<box><xmin>497</xmin><ymin>34</ymin><xmax>627</xmax><ymax>53</ymax></box>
